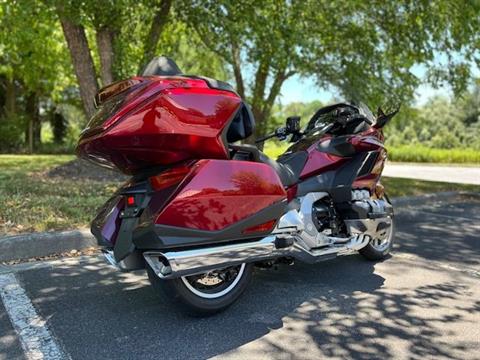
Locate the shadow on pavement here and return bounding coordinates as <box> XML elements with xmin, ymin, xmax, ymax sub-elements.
<box><xmin>6</xmin><ymin>200</ymin><xmax>480</xmax><ymax>360</ymax></box>
<box><xmin>14</xmin><ymin>252</ymin><xmax>477</xmax><ymax>360</ymax></box>
<box><xmin>0</xmin><ymin>302</ymin><xmax>26</xmax><ymax>360</ymax></box>
<box><xmin>395</xmin><ymin>201</ymin><xmax>480</xmax><ymax>269</ymax></box>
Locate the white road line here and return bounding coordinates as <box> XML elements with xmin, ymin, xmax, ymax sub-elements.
<box><xmin>0</xmin><ymin>272</ymin><xmax>67</xmax><ymax>360</ymax></box>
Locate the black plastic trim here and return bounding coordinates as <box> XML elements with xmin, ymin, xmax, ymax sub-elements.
<box><xmin>317</xmin><ymin>135</ymin><xmax>356</xmax><ymax>157</ymax></box>
<box><xmin>357</xmin><ymin>152</ymin><xmax>378</xmax><ymax>177</ymax></box>
<box><xmin>133</xmin><ymin>200</ymin><xmax>287</xmax><ymax>250</ymax></box>
<box><xmin>297</xmin><ymin>152</ymin><xmax>368</xmax><ymax>203</ymax></box>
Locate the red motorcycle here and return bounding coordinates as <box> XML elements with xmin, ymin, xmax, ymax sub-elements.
<box><xmin>77</xmin><ymin>57</ymin><xmax>397</xmax><ymax>315</ymax></box>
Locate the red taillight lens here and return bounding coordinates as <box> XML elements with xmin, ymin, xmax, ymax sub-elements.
<box><xmin>242</xmin><ymin>220</ymin><xmax>277</xmax><ymax>234</ymax></box>
<box><xmin>126</xmin><ymin>196</ymin><xmax>135</xmax><ymax>206</ymax></box>
<box><xmin>150</xmin><ymin>166</ymin><xmax>191</xmax><ymax>191</ymax></box>
<box><xmin>95</xmin><ymin>79</ymin><xmax>143</xmax><ymax>107</ymax></box>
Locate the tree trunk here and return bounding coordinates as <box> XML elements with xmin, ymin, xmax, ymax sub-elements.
<box><xmin>58</xmin><ymin>15</ymin><xmax>99</xmax><ymax>118</ymax></box>
<box><xmin>138</xmin><ymin>0</ymin><xmax>173</xmax><ymax>74</ymax></box>
<box><xmin>96</xmin><ymin>28</ymin><xmax>115</xmax><ymax>87</ymax></box>
<box><xmin>246</xmin><ymin>68</ymin><xmax>293</xmax><ymax>150</ymax></box>
<box><xmin>231</xmin><ymin>43</ymin><xmax>245</xmax><ymax>98</ymax></box>
<box><xmin>25</xmin><ymin>92</ymin><xmax>40</xmax><ymax>153</ymax></box>
<box><xmin>4</xmin><ymin>78</ymin><xmax>16</xmax><ymax>116</ymax></box>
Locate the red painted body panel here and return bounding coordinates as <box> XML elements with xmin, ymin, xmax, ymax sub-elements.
<box><xmin>300</xmin><ymin>141</ymin><xmax>349</xmax><ymax>179</ymax></box>
<box><xmin>155</xmin><ymin>160</ymin><xmax>287</xmax><ymax>231</ymax></box>
<box><xmin>77</xmin><ymin>77</ymin><xmax>241</xmax><ymax>174</ymax></box>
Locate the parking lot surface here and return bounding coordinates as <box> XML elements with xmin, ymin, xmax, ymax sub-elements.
<box><xmin>1</xmin><ymin>195</ymin><xmax>480</xmax><ymax>360</ymax></box>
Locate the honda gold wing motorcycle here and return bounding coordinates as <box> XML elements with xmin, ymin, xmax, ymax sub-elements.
<box><xmin>77</xmin><ymin>57</ymin><xmax>397</xmax><ymax>316</ymax></box>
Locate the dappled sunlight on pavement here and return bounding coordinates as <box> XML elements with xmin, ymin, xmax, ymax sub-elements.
<box><xmin>1</xmin><ymin>200</ymin><xmax>480</xmax><ymax>360</ymax></box>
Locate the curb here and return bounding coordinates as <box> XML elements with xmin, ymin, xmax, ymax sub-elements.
<box><xmin>1</xmin><ymin>191</ymin><xmax>478</xmax><ymax>263</ymax></box>
<box><xmin>0</xmin><ymin>229</ymin><xmax>95</xmax><ymax>263</ymax></box>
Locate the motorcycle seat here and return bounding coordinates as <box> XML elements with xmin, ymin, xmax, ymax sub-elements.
<box><xmin>229</xmin><ymin>144</ymin><xmax>308</xmax><ymax>187</ymax></box>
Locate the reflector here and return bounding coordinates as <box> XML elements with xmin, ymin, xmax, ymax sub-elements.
<box><xmin>242</xmin><ymin>220</ymin><xmax>277</xmax><ymax>234</ymax></box>
<box><xmin>150</xmin><ymin>166</ymin><xmax>191</xmax><ymax>191</ymax></box>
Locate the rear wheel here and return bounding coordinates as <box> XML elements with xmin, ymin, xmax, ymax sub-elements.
<box><xmin>147</xmin><ymin>263</ymin><xmax>253</xmax><ymax>316</ymax></box>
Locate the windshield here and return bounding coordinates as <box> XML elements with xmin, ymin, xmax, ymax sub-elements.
<box><xmin>357</xmin><ymin>102</ymin><xmax>376</xmax><ymax>123</ymax></box>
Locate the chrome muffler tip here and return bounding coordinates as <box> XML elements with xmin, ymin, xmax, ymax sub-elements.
<box><xmin>102</xmin><ymin>248</ymin><xmax>146</xmax><ymax>271</ymax></box>
<box><xmin>102</xmin><ymin>249</ymin><xmax>119</xmax><ymax>269</ymax></box>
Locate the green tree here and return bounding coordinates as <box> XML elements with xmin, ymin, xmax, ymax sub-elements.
<box><xmin>0</xmin><ymin>0</ymin><xmax>74</xmax><ymax>152</ymax></box>
<box><xmin>179</xmin><ymin>0</ymin><xmax>480</xmax><ymax>143</ymax></box>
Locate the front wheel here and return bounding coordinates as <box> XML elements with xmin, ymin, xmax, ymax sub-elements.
<box><xmin>359</xmin><ymin>195</ymin><xmax>395</xmax><ymax>261</ymax></box>
<box><xmin>147</xmin><ymin>263</ymin><xmax>253</xmax><ymax>316</ymax></box>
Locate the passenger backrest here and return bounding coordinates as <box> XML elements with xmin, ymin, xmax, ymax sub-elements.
<box><xmin>141</xmin><ymin>56</ymin><xmax>183</xmax><ymax>76</ymax></box>
<box><xmin>226</xmin><ymin>104</ymin><xmax>255</xmax><ymax>143</ymax></box>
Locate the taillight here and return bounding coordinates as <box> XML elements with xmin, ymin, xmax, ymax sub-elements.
<box><xmin>126</xmin><ymin>196</ymin><xmax>135</xmax><ymax>206</ymax></box>
<box><xmin>95</xmin><ymin>79</ymin><xmax>143</xmax><ymax>107</ymax></box>
<box><xmin>150</xmin><ymin>166</ymin><xmax>191</xmax><ymax>191</ymax></box>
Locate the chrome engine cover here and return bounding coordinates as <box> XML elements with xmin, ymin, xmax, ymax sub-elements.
<box><xmin>343</xmin><ymin>198</ymin><xmax>393</xmax><ymax>242</ymax></box>
<box><xmin>274</xmin><ymin>192</ymin><xmax>332</xmax><ymax>250</ymax></box>
<box><xmin>274</xmin><ymin>192</ymin><xmax>393</xmax><ymax>254</ymax></box>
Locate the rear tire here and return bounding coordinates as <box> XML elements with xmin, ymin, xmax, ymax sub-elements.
<box><xmin>147</xmin><ymin>263</ymin><xmax>253</xmax><ymax>316</ymax></box>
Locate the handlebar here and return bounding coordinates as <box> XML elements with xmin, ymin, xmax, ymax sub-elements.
<box><xmin>255</xmin><ymin>127</ymin><xmax>290</xmax><ymax>144</ymax></box>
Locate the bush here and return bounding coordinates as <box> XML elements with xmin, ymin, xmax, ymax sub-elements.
<box><xmin>387</xmin><ymin>146</ymin><xmax>480</xmax><ymax>164</ymax></box>
<box><xmin>0</xmin><ymin>114</ymin><xmax>26</xmax><ymax>152</ymax></box>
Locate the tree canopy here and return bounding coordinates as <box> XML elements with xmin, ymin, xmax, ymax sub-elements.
<box><xmin>179</xmin><ymin>0</ymin><xmax>480</xmax><ymax>140</ymax></box>
<box><xmin>0</xmin><ymin>0</ymin><xmax>479</xmax><ymax>153</ymax></box>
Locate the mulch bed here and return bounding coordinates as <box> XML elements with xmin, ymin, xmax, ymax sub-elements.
<box><xmin>46</xmin><ymin>158</ymin><xmax>127</xmax><ymax>182</ymax></box>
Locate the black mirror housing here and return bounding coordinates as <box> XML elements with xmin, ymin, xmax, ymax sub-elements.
<box><xmin>286</xmin><ymin>116</ymin><xmax>301</xmax><ymax>133</ymax></box>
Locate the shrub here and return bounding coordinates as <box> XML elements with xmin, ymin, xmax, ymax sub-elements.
<box><xmin>0</xmin><ymin>114</ymin><xmax>26</xmax><ymax>152</ymax></box>
<box><xmin>387</xmin><ymin>146</ymin><xmax>480</xmax><ymax>163</ymax></box>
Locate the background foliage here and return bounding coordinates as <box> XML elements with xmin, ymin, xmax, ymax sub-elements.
<box><xmin>0</xmin><ymin>0</ymin><xmax>479</xmax><ymax>161</ymax></box>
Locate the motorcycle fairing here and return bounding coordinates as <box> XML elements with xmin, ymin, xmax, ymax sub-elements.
<box><xmin>297</xmin><ymin>152</ymin><xmax>369</xmax><ymax>202</ymax></box>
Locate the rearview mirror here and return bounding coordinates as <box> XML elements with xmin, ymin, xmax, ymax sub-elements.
<box><xmin>286</xmin><ymin>116</ymin><xmax>301</xmax><ymax>133</ymax></box>
<box><xmin>375</xmin><ymin>105</ymin><xmax>400</xmax><ymax>128</ymax></box>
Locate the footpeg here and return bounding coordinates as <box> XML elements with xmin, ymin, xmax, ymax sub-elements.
<box><xmin>275</xmin><ymin>237</ymin><xmax>294</xmax><ymax>249</ymax></box>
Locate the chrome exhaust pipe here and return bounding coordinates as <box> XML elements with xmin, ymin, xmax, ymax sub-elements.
<box><xmin>143</xmin><ymin>232</ymin><xmax>374</xmax><ymax>280</ymax></box>
<box><xmin>143</xmin><ymin>235</ymin><xmax>289</xmax><ymax>279</ymax></box>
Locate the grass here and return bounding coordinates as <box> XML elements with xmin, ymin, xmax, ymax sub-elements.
<box><xmin>0</xmin><ymin>155</ymin><xmax>119</xmax><ymax>235</ymax></box>
<box><xmin>387</xmin><ymin>146</ymin><xmax>480</xmax><ymax>164</ymax></box>
<box><xmin>0</xmin><ymin>155</ymin><xmax>478</xmax><ymax>236</ymax></box>
<box><xmin>263</xmin><ymin>141</ymin><xmax>289</xmax><ymax>159</ymax></box>
<box><xmin>382</xmin><ymin>177</ymin><xmax>479</xmax><ymax>198</ymax></box>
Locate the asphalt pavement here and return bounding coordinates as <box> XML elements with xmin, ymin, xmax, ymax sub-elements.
<box><xmin>1</xmin><ymin>194</ymin><xmax>480</xmax><ymax>360</ymax></box>
<box><xmin>383</xmin><ymin>163</ymin><xmax>480</xmax><ymax>185</ymax></box>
